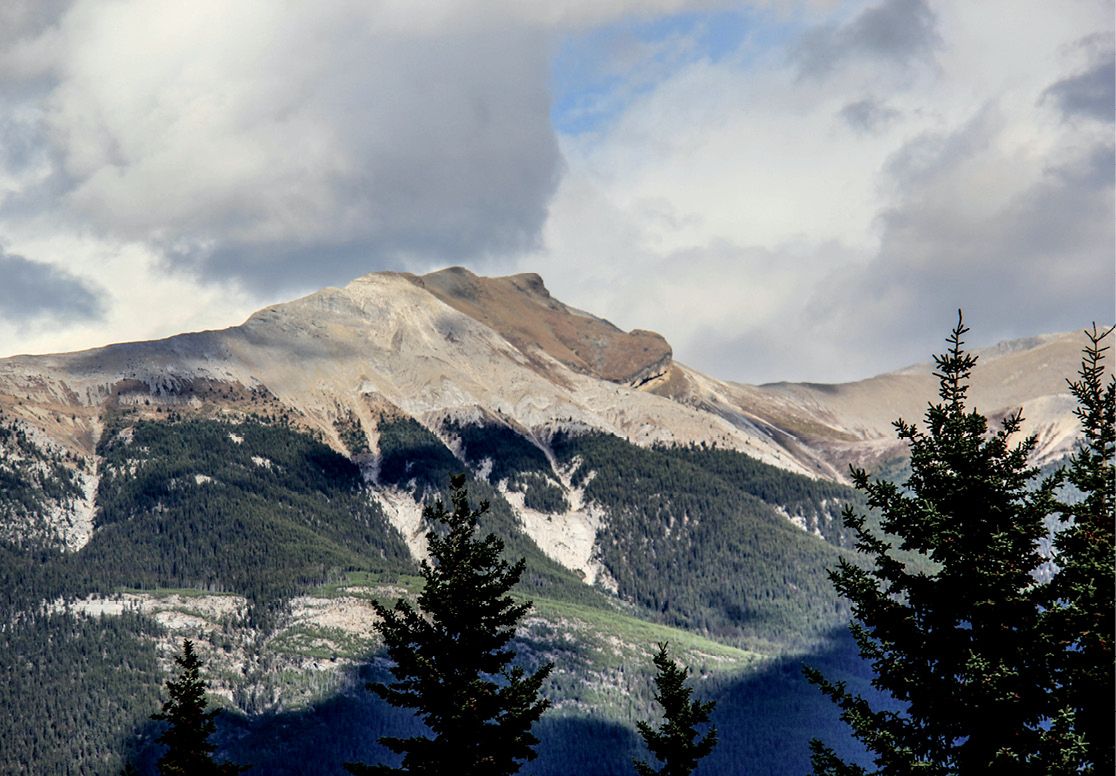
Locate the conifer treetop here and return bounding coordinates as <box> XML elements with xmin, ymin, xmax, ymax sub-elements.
<box><xmin>153</xmin><ymin>639</ymin><xmax>244</xmax><ymax>776</ymax></box>
<box><xmin>806</xmin><ymin>313</ymin><xmax>1060</xmax><ymax>774</ymax></box>
<box><xmin>634</xmin><ymin>642</ymin><xmax>718</xmax><ymax>776</ymax></box>
<box><xmin>346</xmin><ymin>474</ymin><xmax>551</xmax><ymax>776</ymax></box>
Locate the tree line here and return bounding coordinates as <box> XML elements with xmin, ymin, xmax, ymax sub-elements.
<box><xmin>805</xmin><ymin>319</ymin><xmax>1114</xmax><ymax>774</ymax></box>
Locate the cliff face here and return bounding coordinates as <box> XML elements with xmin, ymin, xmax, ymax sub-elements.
<box><xmin>408</xmin><ymin>267</ymin><xmax>673</xmax><ymax>386</ymax></box>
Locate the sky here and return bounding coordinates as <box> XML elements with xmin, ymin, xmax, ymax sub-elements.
<box><xmin>0</xmin><ymin>0</ymin><xmax>1112</xmax><ymax>383</ymax></box>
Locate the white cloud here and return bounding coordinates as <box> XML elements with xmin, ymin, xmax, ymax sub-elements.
<box><xmin>2</xmin><ymin>0</ymin><xmax>570</xmax><ymax>291</ymax></box>
<box><xmin>0</xmin><ymin>0</ymin><xmax>1110</xmax><ymax>385</ymax></box>
<box><xmin>0</xmin><ymin>0</ymin><xmax>754</xmax><ymax>358</ymax></box>
<box><xmin>0</xmin><ymin>233</ymin><xmax>258</xmax><ymax>357</ymax></box>
<box><xmin>528</xmin><ymin>0</ymin><xmax>1114</xmax><ymax>382</ymax></box>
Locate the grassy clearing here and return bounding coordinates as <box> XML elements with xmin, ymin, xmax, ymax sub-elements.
<box><xmin>307</xmin><ymin>573</ymin><xmax>758</xmax><ymax>674</ymax></box>
<box><xmin>310</xmin><ymin>571</ymin><xmax>425</xmax><ymax>600</ymax></box>
<box><xmin>527</xmin><ymin>595</ymin><xmax>755</xmax><ymax>668</ymax></box>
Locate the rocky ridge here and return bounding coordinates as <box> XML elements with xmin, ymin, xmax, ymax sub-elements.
<box><xmin>0</xmin><ymin>267</ymin><xmax>1104</xmax><ymax>557</ymax></box>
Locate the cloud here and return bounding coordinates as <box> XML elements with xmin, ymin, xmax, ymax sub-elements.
<box><xmin>550</xmin><ymin>9</ymin><xmax>754</xmax><ymax>135</ymax></box>
<box><xmin>0</xmin><ymin>250</ymin><xmax>103</xmax><ymax>324</ymax></box>
<box><xmin>530</xmin><ymin>0</ymin><xmax>1114</xmax><ymax>383</ymax></box>
<box><xmin>811</xmin><ymin>108</ymin><xmax>1115</xmax><ymax>360</ymax></box>
<box><xmin>0</xmin><ymin>235</ymin><xmax>265</xmax><ymax>358</ymax></box>
<box><xmin>0</xmin><ymin>0</ymin><xmax>72</xmax><ymax>51</ymax></box>
<box><xmin>793</xmin><ymin>0</ymin><xmax>940</xmax><ymax>77</ymax></box>
<box><xmin>1042</xmin><ymin>36</ymin><xmax>1115</xmax><ymax>122</ymax></box>
<box><xmin>0</xmin><ymin>0</ymin><xmax>750</xmax><ymax>357</ymax></box>
<box><xmin>838</xmin><ymin>96</ymin><xmax>901</xmax><ymax>133</ymax></box>
<box><xmin>0</xmin><ymin>0</ymin><xmax>1111</xmax><ymax>382</ymax></box>
<box><xmin>1</xmin><ymin>1</ymin><xmax>566</xmax><ymax>292</ymax></box>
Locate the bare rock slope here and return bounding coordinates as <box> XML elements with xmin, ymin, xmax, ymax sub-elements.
<box><xmin>0</xmin><ymin>268</ymin><xmax>810</xmax><ymax>476</ymax></box>
<box><xmin>0</xmin><ymin>267</ymin><xmax>1102</xmax><ymax>551</ymax></box>
<box><xmin>650</xmin><ymin>330</ymin><xmax>1108</xmax><ymax>474</ymax></box>
<box><xmin>409</xmin><ymin>267</ymin><xmax>673</xmax><ymax>387</ymax></box>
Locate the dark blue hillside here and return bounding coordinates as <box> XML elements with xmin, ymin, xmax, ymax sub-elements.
<box><xmin>190</xmin><ymin>628</ymin><xmax>873</xmax><ymax>776</ymax></box>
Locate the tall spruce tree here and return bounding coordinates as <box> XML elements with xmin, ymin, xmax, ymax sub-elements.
<box><xmin>633</xmin><ymin>642</ymin><xmax>718</xmax><ymax>776</ymax></box>
<box><xmin>805</xmin><ymin>314</ymin><xmax>1058</xmax><ymax>774</ymax></box>
<box><xmin>1041</xmin><ymin>324</ymin><xmax>1115</xmax><ymax>773</ymax></box>
<box><xmin>346</xmin><ymin>474</ymin><xmax>552</xmax><ymax>776</ymax></box>
<box><xmin>153</xmin><ymin>639</ymin><xmax>244</xmax><ymax>775</ymax></box>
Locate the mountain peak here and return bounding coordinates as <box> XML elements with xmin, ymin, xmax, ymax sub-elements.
<box><xmin>407</xmin><ymin>267</ymin><xmax>672</xmax><ymax>387</ymax></box>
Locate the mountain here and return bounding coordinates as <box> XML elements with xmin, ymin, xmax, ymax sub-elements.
<box><xmin>0</xmin><ymin>267</ymin><xmax>1099</xmax><ymax>775</ymax></box>
<box><xmin>2</xmin><ymin>267</ymin><xmax>1092</xmax><ymax>550</ymax></box>
<box><xmin>654</xmin><ymin>331</ymin><xmax>1090</xmax><ymax>476</ymax></box>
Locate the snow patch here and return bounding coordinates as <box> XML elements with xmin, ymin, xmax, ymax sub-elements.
<box><xmin>194</xmin><ymin>473</ymin><xmax>213</xmax><ymax>485</ymax></box>
<box><xmin>251</xmin><ymin>455</ymin><xmax>273</xmax><ymax>469</ymax></box>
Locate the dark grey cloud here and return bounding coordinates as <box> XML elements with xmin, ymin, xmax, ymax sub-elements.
<box><xmin>794</xmin><ymin>0</ymin><xmax>940</xmax><ymax>77</ymax></box>
<box><xmin>0</xmin><ymin>0</ymin><xmax>71</xmax><ymax>49</ymax></box>
<box><xmin>167</xmin><ymin>25</ymin><xmax>563</xmax><ymax>294</ymax></box>
<box><xmin>1042</xmin><ymin>57</ymin><xmax>1115</xmax><ymax>123</ymax></box>
<box><xmin>839</xmin><ymin>97</ymin><xmax>901</xmax><ymax>133</ymax></box>
<box><xmin>809</xmin><ymin>112</ymin><xmax>1114</xmax><ymax>370</ymax></box>
<box><xmin>0</xmin><ymin>251</ymin><xmax>104</xmax><ymax>324</ymax></box>
<box><xmin>0</xmin><ymin>5</ymin><xmax>564</xmax><ymax>294</ymax></box>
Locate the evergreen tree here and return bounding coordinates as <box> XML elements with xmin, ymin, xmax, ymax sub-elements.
<box><xmin>346</xmin><ymin>474</ymin><xmax>552</xmax><ymax>776</ymax></box>
<box><xmin>153</xmin><ymin>639</ymin><xmax>244</xmax><ymax>775</ymax></box>
<box><xmin>1041</xmin><ymin>324</ymin><xmax>1115</xmax><ymax>773</ymax></box>
<box><xmin>805</xmin><ymin>314</ymin><xmax>1058</xmax><ymax>774</ymax></box>
<box><xmin>633</xmin><ymin>642</ymin><xmax>718</xmax><ymax>776</ymax></box>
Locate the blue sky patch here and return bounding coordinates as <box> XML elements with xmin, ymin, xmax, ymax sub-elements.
<box><xmin>550</xmin><ymin>8</ymin><xmax>804</xmax><ymax>136</ymax></box>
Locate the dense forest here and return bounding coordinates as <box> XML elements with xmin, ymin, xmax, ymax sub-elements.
<box><xmin>0</xmin><ymin>410</ymin><xmax>904</xmax><ymax>772</ymax></box>
<box><xmin>551</xmin><ymin>431</ymin><xmax>855</xmax><ymax>649</ymax></box>
<box><xmin>1</xmin><ymin>414</ymin><xmax>415</xmax><ymax>622</ymax></box>
<box><xmin>0</xmin><ymin>611</ymin><xmax>163</xmax><ymax>775</ymax></box>
<box><xmin>85</xmin><ymin>416</ymin><xmax>413</xmax><ymax>604</ymax></box>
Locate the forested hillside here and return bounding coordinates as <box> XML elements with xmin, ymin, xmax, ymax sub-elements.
<box><xmin>551</xmin><ymin>432</ymin><xmax>855</xmax><ymax>649</ymax></box>
<box><xmin>0</xmin><ymin>346</ymin><xmax>1082</xmax><ymax>774</ymax></box>
<box><xmin>3</xmin><ymin>414</ymin><xmax>414</xmax><ymax>619</ymax></box>
<box><xmin>0</xmin><ymin>611</ymin><xmax>162</xmax><ymax>775</ymax></box>
<box><xmin>0</xmin><ymin>404</ymin><xmax>880</xmax><ymax>773</ymax></box>
<box><xmin>0</xmin><ymin>407</ymin><xmax>87</xmax><ymax>548</ymax></box>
